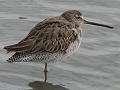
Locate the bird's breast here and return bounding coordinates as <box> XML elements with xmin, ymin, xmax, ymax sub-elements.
<box><xmin>65</xmin><ymin>27</ymin><xmax>82</xmax><ymax>56</ymax></box>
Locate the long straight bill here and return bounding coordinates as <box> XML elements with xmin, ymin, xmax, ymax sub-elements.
<box><xmin>84</xmin><ymin>20</ymin><xmax>114</xmax><ymax>29</ymax></box>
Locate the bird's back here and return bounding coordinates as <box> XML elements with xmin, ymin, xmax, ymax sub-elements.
<box><xmin>4</xmin><ymin>15</ymin><xmax>82</xmax><ymax>63</ymax></box>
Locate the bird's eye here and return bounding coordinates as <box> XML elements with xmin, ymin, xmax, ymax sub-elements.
<box><xmin>75</xmin><ymin>15</ymin><xmax>83</xmax><ymax>20</ymax></box>
<box><xmin>77</xmin><ymin>16</ymin><xmax>81</xmax><ymax>19</ymax></box>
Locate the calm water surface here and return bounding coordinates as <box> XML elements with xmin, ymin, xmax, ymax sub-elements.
<box><xmin>0</xmin><ymin>0</ymin><xmax>120</xmax><ymax>90</ymax></box>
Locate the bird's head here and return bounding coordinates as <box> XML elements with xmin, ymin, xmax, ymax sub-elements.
<box><xmin>62</xmin><ymin>10</ymin><xmax>113</xmax><ymax>29</ymax></box>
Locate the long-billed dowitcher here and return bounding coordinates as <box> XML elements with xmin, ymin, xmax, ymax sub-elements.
<box><xmin>4</xmin><ymin>10</ymin><xmax>113</xmax><ymax>82</ymax></box>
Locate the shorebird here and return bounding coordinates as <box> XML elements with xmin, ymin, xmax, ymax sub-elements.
<box><xmin>4</xmin><ymin>10</ymin><xmax>113</xmax><ymax>82</ymax></box>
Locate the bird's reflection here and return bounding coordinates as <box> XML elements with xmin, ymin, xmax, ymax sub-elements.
<box><xmin>28</xmin><ymin>81</ymin><xmax>69</xmax><ymax>90</ymax></box>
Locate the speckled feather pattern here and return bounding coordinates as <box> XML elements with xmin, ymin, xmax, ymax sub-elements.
<box><xmin>7</xmin><ymin>52</ymin><xmax>65</xmax><ymax>63</ymax></box>
<box><xmin>4</xmin><ymin>10</ymin><xmax>83</xmax><ymax>63</ymax></box>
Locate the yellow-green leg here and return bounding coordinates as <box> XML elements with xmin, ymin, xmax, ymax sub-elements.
<box><xmin>44</xmin><ymin>63</ymin><xmax>48</xmax><ymax>82</ymax></box>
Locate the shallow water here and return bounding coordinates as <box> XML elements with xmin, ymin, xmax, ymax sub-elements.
<box><xmin>0</xmin><ymin>0</ymin><xmax>120</xmax><ymax>90</ymax></box>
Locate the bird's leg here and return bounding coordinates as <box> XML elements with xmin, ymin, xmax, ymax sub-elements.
<box><xmin>44</xmin><ymin>63</ymin><xmax>48</xmax><ymax>82</ymax></box>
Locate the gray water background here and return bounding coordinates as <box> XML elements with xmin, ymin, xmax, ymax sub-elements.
<box><xmin>0</xmin><ymin>0</ymin><xmax>120</xmax><ymax>90</ymax></box>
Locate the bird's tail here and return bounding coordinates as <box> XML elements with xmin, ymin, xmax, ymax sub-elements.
<box><xmin>7</xmin><ymin>53</ymin><xmax>25</xmax><ymax>63</ymax></box>
<box><xmin>6</xmin><ymin>52</ymin><xmax>56</xmax><ymax>63</ymax></box>
<box><xmin>6</xmin><ymin>52</ymin><xmax>44</xmax><ymax>63</ymax></box>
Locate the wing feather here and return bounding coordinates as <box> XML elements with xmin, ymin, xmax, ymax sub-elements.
<box><xmin>4</xmin><ymin>19</ymin><xmax>78</xmax><ymax>53</ymax></box>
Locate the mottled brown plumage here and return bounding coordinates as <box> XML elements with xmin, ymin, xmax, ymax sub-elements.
<box><xmin>3</xmin><ymin>10</ymin><xmax>113</xmax><ymax>82</ymax></box>
<box><xmin>4</xmin><ymin>10</ymin><xmax>82</xmax><ymax>55</ymax></box>
<box><xmin>4</xmin><ymin>10</ymin><xmax>113</xmax><ymax>63</ymax></box>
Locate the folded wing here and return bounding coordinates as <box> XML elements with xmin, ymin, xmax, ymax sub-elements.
<box><xmin>4</xmin><ymin>20</ymin><xmax>78</xmax><ymax>53</ymax></box>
